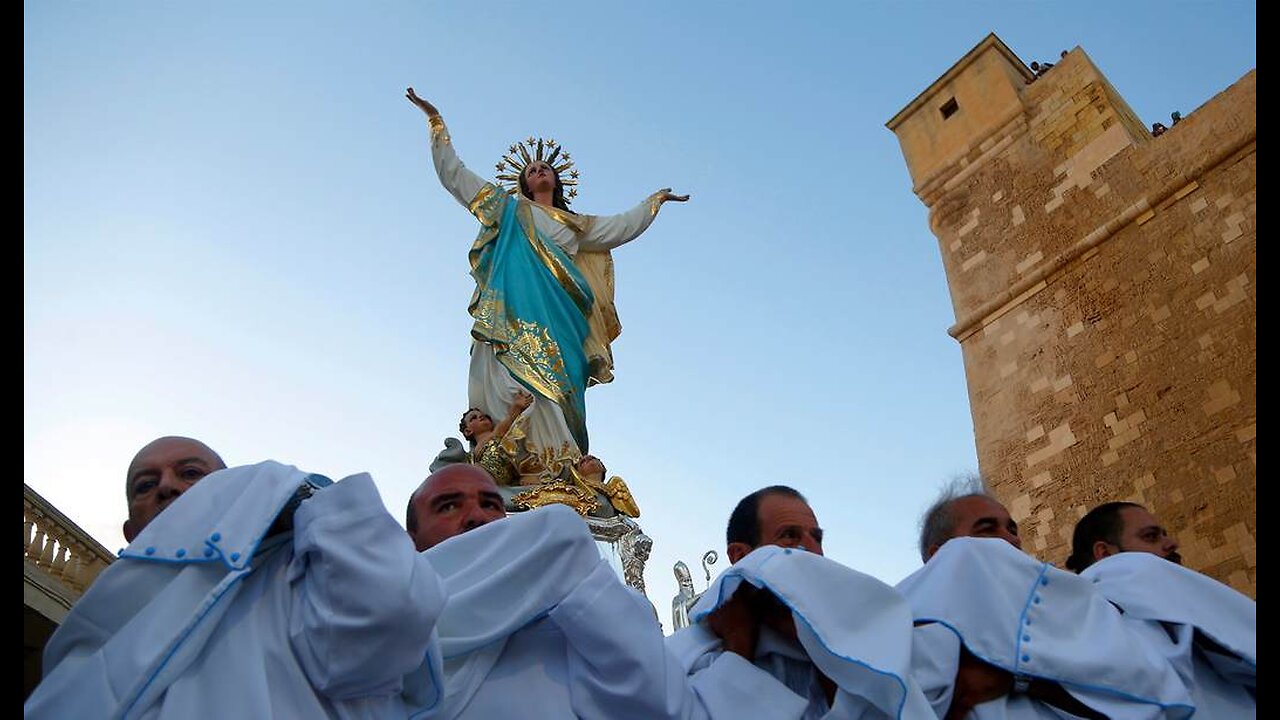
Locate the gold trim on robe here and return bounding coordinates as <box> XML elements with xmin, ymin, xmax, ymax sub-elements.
<box><xmin>574</xmin><ymin>251</ymin><xmax>622</xmax><ymax>386</ymax></box>
<box><xmin>515</xmin><ymin>201</ymin><xmax>593</xmax><ymax>316</ymax></box>
<box><xmin>428</xmin><ymin>115</ymin><xmax>450</xmax><ymax>144</ymax></box>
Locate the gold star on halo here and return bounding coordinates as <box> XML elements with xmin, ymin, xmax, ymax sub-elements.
<box><xmin>494</xmin><ymin>134</ymin><xmax>583</xmax><ymax>203</ymax></box>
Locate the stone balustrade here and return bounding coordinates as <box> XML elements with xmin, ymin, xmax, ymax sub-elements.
<box><xmin>24</xmin><ymin>484</ymin><xmax>113</xmax><ymax>598</ymax></box>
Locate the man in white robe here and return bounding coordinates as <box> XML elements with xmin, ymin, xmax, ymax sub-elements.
<box><xmin>26</xmin><ymin>460</ymin><xmax>445</xmax><ymax>719</ymax></box>
<box><xmin>902</xmin><ymin>482</ymin><xmax>1193</xmax><ymax>719</ymax></box>
<box><xmin>401</xmin><ymin>464</ymin><xmax>717</xmax><ymax>719</ymax></box>
<box><xmin>1068</xmin><ymin>503</ymin><xmax>1255</xmax><ymax>717</ymax></box>
<box><xmin>666</xmin><ymin>485</ymin><xmax>935</xmax><ymax>719</ymax></box>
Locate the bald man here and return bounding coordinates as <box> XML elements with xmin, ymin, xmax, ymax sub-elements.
<box><xmin>400</xmin><ymin>465</ymin><xmax>715</xmax><ymax>719</ymax></box>
<box><xmin>405</xmin><ymin>463</ymin><xmax>507</xmax><ymax>551</ymax></box>
<box><xmin>899</xmin><ymin>479</ymin><xmax>1193</xmax><ymax>719</ymax></box>
<box><xmin>123</xmin><ymin>436</ymin><xmax>226</xmax><ymax>541</ymax></box>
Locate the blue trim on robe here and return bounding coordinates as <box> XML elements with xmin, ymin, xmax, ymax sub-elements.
<box><xmin>689</xmin><ymin>546</ymin><xmax>918</xmax><ymax>719</ymax></box>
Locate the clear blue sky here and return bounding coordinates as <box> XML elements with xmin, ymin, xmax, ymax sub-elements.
<box><xmin>25</xmin><ymin>1</ymin><xmax>1255</xmax><ymax>629</ymax></box>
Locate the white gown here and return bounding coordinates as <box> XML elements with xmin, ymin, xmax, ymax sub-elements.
<box><xmin>668</xmin><ymin>545</ymin><xmax>937</xmax><ymax>719</ymax></box>
<box><xmin>1081</xmin><ymin>552</ymin><xmax>1255</xmax><ymax>718</ymax></box>
<box><xmin>429</xmin><ymin>115</ymin><xmax>665</xmax><ymax>465</ymax></box>
<box><xmin>897</xmin><ymin>538</ymin><xmax>1194</xmax><ymax>719</ymax></box>
<box><xmin>402</xmin><ymin>504</ymin><xmax>716</xmax><ymax>719</ymax></box>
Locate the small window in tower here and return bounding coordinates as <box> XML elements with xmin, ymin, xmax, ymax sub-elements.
<box><xmin>940</xmin><ymin>97</ymin><xmax>959</xmax><ymax>119</ymax></box>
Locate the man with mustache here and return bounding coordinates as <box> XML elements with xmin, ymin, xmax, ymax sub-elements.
<box><xmin>901</xmin><ymin>479</ymin><xmax>1193</xmax><ymax>719</ymax></box>
<box><xmin>1070</xmin><ymin>502</ymin><xmax>1255</xmax><ymax>717</ymax></box>
<box><xmin>1064</xmin><ymin>502</ymin><xmax>1181</xmax><ymax>570</ymax></box>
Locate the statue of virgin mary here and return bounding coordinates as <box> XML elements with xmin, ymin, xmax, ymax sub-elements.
<box><xmin>408</xmin><ymin>88</ymin><xmax>688</xmax><ymax>482</ymax></box>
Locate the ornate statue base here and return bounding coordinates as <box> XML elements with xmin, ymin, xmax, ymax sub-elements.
<box><xmin>494</xmin><ymin>482</ymin><xmax>651</xmax><ymax>594</ymax></box>
<box><xmin>430</xmin><ymin>437</ymin><xmax>653</xmax><ymax>594</ymax></box>
<box><xmin>585</xmin><ymin>514</ymin><xmax>652</xmax><ymax>595</ymax></box>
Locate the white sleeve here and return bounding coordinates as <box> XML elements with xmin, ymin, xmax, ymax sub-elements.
<box><xmin>548</xmin><ymin>560</ymin><xmax>697</xmax><ymax>719</ymax></box>
<box><xmin>576</xmin><ymin>191</ymin><xmax>667</xmax><ymax>251</ymax></box>
<box><xmin>547</xmin><ymin>562</ymin><xmax>805</xmax><ymax>719</ymax></box>
<box><xmin>427</xmin><ymin>116</ymin><xmax>491</xmax><ymax>210</ymax></box>
<box><xmin>688</xmin><ymin>651</ymin><xmax>811</xmax><ymax>720</ymax></box>
<box><xmin>910</xmin><ymin>623</ymin><xmax>960</xmax><ymax>719</ymax></box>
<box><xmin>288</xmin><ymin>474</ymin><xmax>446</xmax><ymax>699</ymax></box>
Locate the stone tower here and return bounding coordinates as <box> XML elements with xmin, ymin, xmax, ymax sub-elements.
<box><xmin>886</xmin><ymin>34</ymin><xmax>1256</xmax><ymax>595</ymax></box>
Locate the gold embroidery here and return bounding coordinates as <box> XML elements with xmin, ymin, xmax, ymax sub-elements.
<box><xmin>470</xmin><ymin>289</ymin><xmax>576</xmax><ymax>411</ymax></box>
<box><xmin>428</xmin><ymin>115</ymin><xmax>450</xmax><ymax>144</ymax></box>
<box><xmin>646</xmin><ymin>190</ymin><xmax>666</xmax><ymax>217</ymax></box>
<box><xmin>472</xmin><ymin>438</ymin><xmax>518</xmax><ymax>486</ymax></box>
<box><xmin>465</xmin><ymin>185</ymin><xmax>504</xmax><ymax>275</ymax></box>
<box><xmin>467</xmin><ymin>184</ymin><xmax>506</xmax><ymax>228</ymax></box>
<box><xmin>535</xmin><ymin>203</ymin><xmax>586</xmax><ymax>235</ymax></box>
<box><xmin>467</xmin><ymin>227</ymin><xmax>499</xmax><ymax>278</ymax></box>
<box><xmin>500</xmin><ymin>320</ymin><xmax>572</xmax><ymax>402</ymax></box>
<box><xmin>469</xmin><ymin>289</ymin><xmax>506</xmax><ymax>337</ymax></box>
<box><xmin>509</xmin><ymin>320</ymin><xmax>566</xmax><ymax>377</ymax></box>
<box><xmin>573</xmin><ymin>250</ymin><xmax>621</xmax><ymax>386</ymax></box>
<box><xmin>469</xmin><ymin>291</ymin><xmax>568</xmax><ymax>403</ymax></box>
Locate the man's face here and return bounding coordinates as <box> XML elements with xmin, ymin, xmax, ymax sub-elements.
<box><xmin>729</xmin><ymin>493</ymin><xmax>824</xmax><ymax>563</ymax></box>
<box><xmin>1111</xmin><ymin>506</ymin><xmax>1181</xmax><ymax>564</ymax></box>
<box><xmin>946</xmin><ymin>495</ymin><xmax>1021</xmax><ymax>553</ymax></box>
<box><xmin>409</xmin><ymin>465</ymin><xmax>507</xmax><ymax>551</ymax></box>
<box><xmin>124</xmin><ymin>437</ymin><xmax>224</xmax><ymax>542</ymax></box>
<box><xmin>722</xmin><ymin>493</ymin><xmax>823</xmax><ymax>643</ymax></box>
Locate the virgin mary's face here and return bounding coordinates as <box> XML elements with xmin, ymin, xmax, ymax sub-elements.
<box><xmin>523</xmin><ymin>161</ymin><xmax>557</xmax><ymax>194</ymax></box>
